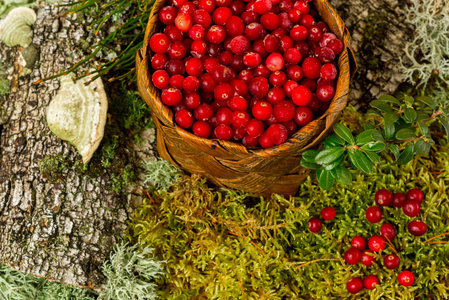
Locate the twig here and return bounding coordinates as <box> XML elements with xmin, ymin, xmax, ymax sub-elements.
<box><xmin>293</xmin><ymin>258</ymin><xmax>340</xmax><ymax>269</ymax></box>
<box><xmin>422</xmin><ymin>232</ymin><xmax>449</xmax><ymax>244</ymax></box>
<box><xmin>228</xmin><ymin>231</ymin><xmax>267</xmax><ymax>255</ymax></box>
<box><xmin>425</xmin><ymin>241</ymin><xmax>448</xmax><ymax>245</ymax></box>
<box><xmin>383</xmin><ymin>235</ymin><xmax>398</xmax><ymax>256</ymax></box>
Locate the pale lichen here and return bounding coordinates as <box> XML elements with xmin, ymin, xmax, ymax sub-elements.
<box><xmin>144</xmin><ymin>158</ymin><xmax>182</xmax><ymax>191</ymax></box>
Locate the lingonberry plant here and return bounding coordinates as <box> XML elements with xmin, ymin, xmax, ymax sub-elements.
<box><xmin>301</xmin><ymin>94</ymin><xmax>449</xmax><ymax>189</ymax></box>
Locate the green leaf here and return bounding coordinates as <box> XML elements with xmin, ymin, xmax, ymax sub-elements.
<box><xmin>324</xmin><ymin>133</ymin><xmax>345</xmax><ymax>147</ymax></box>
<box><xmin>418</xmin><ymin>122</ymin><xmax>430</xmax><ymax>137</ymax></box>
<box><xmin>348</xmin><ymin>149</ymin><xmax>373</xmax><ymax>173</ymax></box>
<box><xmin>388</xmin><ymin>144</ymin><xmax>400</xmax><ymax>160</ymax></box>
<box><xmin>372</xmin><ymin>130</ymin><xmax>385</xmax><ymax>142</ymax></box>
<box><xmin>413</xmin><ymin>139</ymin><xmax>427</xmax><ymax>155</ymax></box>
<box><xmin>378</xmin><ymin>95</ymin><xmax>401</xmax><ymax>105</ymax></box>
<box><xmin>365</xmin><ymin>151</ymin><xmax>381</xmax><ymax>163</ymax></box>
<box><xmin>363</xmin><ymin>123</ymin><xmax>375</xmax><ymax>130</ymax></box>
<box><xmin>355</xmin><ymin>129</ymin><xmax>375</xmax><ymax>145</ymax></box>
<box><xmin>404</xmin><ymin>95</ymin><xmax>414</xmax><ymax>106</ymax></box>
<box><xmin>423</xmin><ymin>142</ymin><xmax>431</xmax><ymax>155</ymax></box>
<box><xmin>329</xmin><ymin>168</ymin><xmax>338</xmax><ymax>179</ymax></box>
<box><xmin>416</xmin><ymin>111</ymin><xmax>430</xmax><ymax>122</ymax></box>
<box><xmin>416</xmin><ymin>95</ymin><xmax>437</xmax><ymax>109</ymax></box>
<box><xmin>318</xmin><ymin>169</ymin><xmax>335</xmax><ymax>190</ymax></box>
<box><xmin>385</xmin><ymin>120</ymin><xmax>396</xmax><ymax>140</ymax></box>
<box><xmin>302</xmin><ymin>150</ymin><xmax>320</xmax><ymax>163</ymax></box>
<box><xmin>370</xmin><ymin>100</ymin><xmax>393</xmax><ymax>113</ymax></box>
<box><xmin>335</xmin><ymin>166</ymin><xmax>352</xmax><ymax>185</ymax></box>
<box><xmin>361</xmin><ymin>141</ymin><xmax>386</xmax><ymax>152</ymax></box>
<box><xmin>315</xmin><ymin>147</ymin><xmax>345</xmax><ymax>165</ymax></box>
<box><xmin>323</xmin><ymin>155</ymin><xmax>344</xmax><ymax>170</ymax></box>
<box><xmin>385</xmin><ymin>112</ymin><xmax>400</xmax><ymax>123</ymax></box>
<box><xmin>403</xmin><ymin>107</ymin><xmax>417</xmax><ymax>123</ymax></box>
<box><xmin>334</xmin><ymin>124</ymin><xmax>355</xmax><ymax>144</ymax></box>
<box><xmin>439</xmin><ymin>117</ymin><xmax>449</xmax><ymax>138</ymax></box>
<box><xmin>396</xmin><ymin>144</ymin><xmax>414</xmax><ymax>165</ymax></box>
<box><xmin>300</xmin><ymin>159</ymin><xmax>320</xmax><ymax>170</ymax></box>
<box><xmin>396</xmin><ymin>128</ymin><xmax>416</xmax><ymax>140</ymax></box>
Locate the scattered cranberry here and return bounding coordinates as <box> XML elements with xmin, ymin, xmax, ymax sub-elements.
<box><xmin>344</xmin><ymin>248</ymin><xmax>362</xmax><ymax>265</ymax></box>
<box><xmin>321</xmin><ymin>206</ymin><xmax>336</xmax><ymax>221</ymax></box>
<box><xmin>380</xmin><ymin>223</ymin><xmax>396</xmax><ymax>241</ymax></box>
<box><xmin>375</xmin><ymin>189</ymin><xmax>393</xmax><ymax>206</ymax></box>
<box><xmin>361</xmin><ymin>249</ymin><xmax>376</xmax><ymax>267</ymax></box>
<box><xmin>366</xmin><ymin>206</ymin><xmax>382</xmax><ymax>223</ymax></box>
<box><xmin>402</xmin><ymin>200</ymin><xmax>421</xmax><ymax>217</ymax></box>
<box><xmin>398</xmin><ymin>270</ymin><xmax>415</xmax><ymax>286</ymax></box>
<box><xmin>351</xmin><ymin>236</ymin><xmax>367</xmax><ymax>251</ymax></box>
<box><xmin>406</xmin><ymin>188</ymin><xmax>424</xmax><ymax>204</ymax></box>
<box><xmin>392</xmin><ymin>192</ymin><xmax>407</xmax><ymax>208</ymax></box>
<box><xmin>346</xmin><ymin>278</ymin><xmax>363</xmax><ymax>294</ymax></box>
<box><xmin>384</xmin><ymin>254</ymin><xmax>400</xmax><ymax>270</ymax></box>
<box><xmin>408</xmin><ymin>220</ymin><xmax>427</xmax><ymax>236</ymax></box>
<box><xmin>308</xmin><ymin>217</ymin><xmax>322</xmax><ymax>233</ymax></box>
<box><xmin>363</xmin><ymin>275</ymin><xmax>379</xmax><ymax>290</ymax></box>
<box><xmin>368</xmin><ymin>235</ymin><xmax>385</xmax><ymax>252</ymax></box>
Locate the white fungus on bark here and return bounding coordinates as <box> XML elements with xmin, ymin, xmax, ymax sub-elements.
<box><xmin>0</xmin><ymin>7</ymin><xmax>36</xmax><ymax>47</ymax></box>
<box><xmin>46</xmin><ymin>73</ymin><xmax>108</xmax><ymax>163</ymax></box>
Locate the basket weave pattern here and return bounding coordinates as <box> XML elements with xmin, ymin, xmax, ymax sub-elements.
<box><xmin>137</xmin><ymin>0</ymin><xmax>357</xmax><ymax>196</ymax></box>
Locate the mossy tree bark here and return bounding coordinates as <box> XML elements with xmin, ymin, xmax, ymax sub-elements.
<box><xmin>0</xmin><ymin>1</ymin><xmax>155</xmax><ymax>290</ymax></box>
<box><xmin>331</xmin><ymin>0</ymin><xmax>414</xmax><ymax>109</ymax></box>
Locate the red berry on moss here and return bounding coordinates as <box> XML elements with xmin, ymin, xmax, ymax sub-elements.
<box><xmin>408</xmin><ymin>220</ymin><xmax>427</xmax><ymax>236</ymax></box>
<box><xmin>384</xmin><ymin>254</ymin><xmax>400</xmax><ymax>270</ymax></box>
<box><xmin>380</xmin><ymin>223</ymin><xmax>396</xmax><ymax>241</ymax></box>
<box><xmin>366</xmin><ymin>206</ymin><xmax>382</xmax><ymax>223</ymax></box>
<box><xmin>392</xmin><ymin>192</ymin><xmax>407</xmax><ymax>208</ymax></box>
<box><xmin>351</xmin><ymin>236</ymin><xmax>367</xmax><ymax>251</ymax></box>
<box><xmin>375</xmin><ymin>189</ymin><xmax>393</xmax><ymax>206</ymax></box>
<box><xmin>308</xmin><ymin>217</ymin><xmax>322</xmax><ymax>233</ymax></box>
<box><xmin>346</xmin><ymin>278</ymin><xmax>363</xmax><ymax>294</ymax></box>
<box><xmin>344</xmin><ymin>248</ymin><xmax>362</xmax><ymax>265</ymax></box>
<box><xmin>406</xmin><ymin>188</ymin><xmax>424</xmax><ymax>203</ymax></box>
<box><xmin>321</xmin><ymin>206</ymin><xmax>336</xmax><ymax>221</ymax></box>
<box><xmin>402</xmin><ymin>200</ymin><xmax>421</xmax><ymax>217</ymax></box>
<box><xmin>361</xmin><ymin>249</ymin><xmax>376</xmax><ymax>267</ymax></box>
<box><xmin>363</xmin><ymin>275</ymin><xmax>379</xmax><ymax>290</ymax></box>
<box><xmin>398</xmin><ymin>271</ymin><xmax>415</xmax><ymax>286</ymax></box>
<box><xmin>368</xmin><ymin>235</ymin><xmax>385</xmax><ymax>252</ymax></box>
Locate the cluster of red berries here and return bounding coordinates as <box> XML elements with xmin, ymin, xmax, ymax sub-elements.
<box><xmin>367</xmin><ymin>188</ymin><xmax>427</xmax><ymax>237</ymax></box>
<box><xmin>345</xmin><ymin>188</ymin><xmax>426</xmax><ymax>294</ymax></box>
<box><xmin>307</xmin><ymin>206</ymin><xmax>336</xmax><ymax>233</ymax></box>
<box><xmin>150</xmin><ymin>0</ymin><xmax>344</xmax><ymax>148</ymax></box>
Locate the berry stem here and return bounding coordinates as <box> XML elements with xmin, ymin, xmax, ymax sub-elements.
<box><xmin>422</xmin><ymin>232</ymin><xmax>449</xmax><ymax>244</ymax></box>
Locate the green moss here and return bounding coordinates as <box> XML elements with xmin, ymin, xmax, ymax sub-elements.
<box><xmin>38</xmin><ymin>155</ymin><xmax>69</xmax><ymax>184</ymax></box>
<box><xmin>126</xmin><ymin>108</ymin><xmax>449</xmax><ymax>299</ymax></box>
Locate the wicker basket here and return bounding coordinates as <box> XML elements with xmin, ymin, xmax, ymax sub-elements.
<box><xmin>136</xmin><ymin>0</ymin><xmax>357</xmax><ymax>196</ymax></box>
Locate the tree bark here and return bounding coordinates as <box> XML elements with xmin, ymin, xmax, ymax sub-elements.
<box><xmin>0</xmin><ymin>1</ymin><xmax>156</xmax><ymax>289</ymax></box>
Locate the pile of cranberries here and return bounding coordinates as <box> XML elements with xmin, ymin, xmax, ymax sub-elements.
<box><xmin>149</xmin><ymin>0</ymin><xmax>344</xmax><ymax>148</ymax></box>
<box><xmin>307</xmin><ymin>188</ymin><xmax>426</xmax><ymax>294</ymax></box>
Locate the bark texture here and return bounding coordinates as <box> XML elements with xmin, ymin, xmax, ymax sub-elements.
<box><xmin>0</xmin><ymin>2</ymin><xmax>156</xmax><ymax>289</ymax></box>
<box><xmin>331</xmin><ymin>0</ymin><xmax>414</xmax><ymax>109</ymax></box>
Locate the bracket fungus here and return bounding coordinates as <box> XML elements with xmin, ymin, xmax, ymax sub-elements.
<box><xmin>46</xmin><ymin>73</ymin><xmax>108</xmax><ymax>163</ymax></box>
<box><xmin>0</xmin><ymin>7</ymin><xmax>36</xmax><ymax>47</ymax></box>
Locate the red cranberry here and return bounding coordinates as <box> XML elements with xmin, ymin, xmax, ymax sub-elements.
<box><xmin>308</xmin><ymin>26</ymin><xmax>323</xmax><ymax>43</ymax></box>
<box><xmin>294</xmin><ymin>41</ymin><xmax>310</xmax><ymax>58</ymax></box>
<box><xmin>233</xmin><ymin>126</ymin><xmax>247</xmax><ymax>141</ymax></box>
<box><xmin>259</xmin><ymin>132</ymin><xmax>274</xmax><ymax>148</ymax></box>
<box><xmin>245</xmin><ymin>23</ymin><xmax>264</xmax><ymax>41</ymax></box>
<box><xmin>214</xmin><ymin>124</ymin><xmax>233</xmax><ymax>140</ymax></box>
<box><xmin>253</xmin><ymin>0</ymin><xmax>272</xmax><ymax>14</ymax></box>
<box><xmin>302</xmin><ymin>57</ymin><xmax>321</xmax><ymax>79</ymax></box>
<box><xmin>266</xmin><ymin>53</ymin><xmax>285</xmax><ymax>72</ymax></box>
<box><xmin>402</xmin><ymin>200</ymin><xmax>421</xmax><ymax>217</ymax></box>
<box><xmin>183</xmin><ymin>76</ymin><xmax>200</xmax><ymax>92</ymax></box>
<box><xmin>375</xmin><ymin>189</ymin><xmax>393</xmax><ymax>206</ymax></box>
<box><xmin>204</xmin><ymin>57</ymin><xmax>220</xmax><ymax>72</ymax></box>
<box><xmin>214</xmin><ymin>83</ymin><xmax>234</xmax><ymax>105</ymax></box>
<box><xmin>152</xmin><ymin>70</ymin><xmax>170</xmax><ymax>89</ymax></box>
<box><xmin>252</xmin><ymin>101</ymin><xmax>273</xmax><ymax>120</ymax></box>
<box><xmin>319</xmin><ymin>32</ymin><xmax>337</xmax><ymax>47</ymax></box>
<box><xmin>150</xmin><ymin>33</ymin><xmax>171</xmax><ymax>54</ymax></box>
<box><xmin>180</xmin><ymin>2</ymin><xmax>196</xmax><ymax>14</ymax></box>
<box><xmin>316</xmin><ymin>21</ymin><xmax>330</xmax><ymax>33</ymax></box>
<box><xmin>188</xmin><ymin>24</ymin><xmax>206</xmax><ymax>41</ymax></box>
<box><xmin>185</xmin><ymin>57</ymin><xmax>204</xmax><ymax>76</ymax></box>
<box><xmin>284</xmin><ymin>81</ymin><xmax>299</xmax><ymax>98</ymax></box>
<box><xmin>282</xmin><ymin>120</ymin><xmax>297</xmax><ymax>137</ymax></box>
<box><xmin>294</xmin><ymin>106</ymin><xmax>314</xmax><ymax>127</ymax></box>
<box><xmin>173</xmin><ymin>0</ymin><xmax>188</xmax><ymax>7</ymax></box>
<box><xmin>175</xmin><ymin>13</ymin><xmax>193</xmax><ymax>31</ymax></box>
<box><xmin>207</xmin><ymin>25</ymin><xmax>226</xmax><ymax>44</ymax></box>
<box><xmin>226</xmin><ymin>16</ymin><xmax>245</xmax><ymax>37</ymax></box>
<box><xmin>218</xmin><ymin>50</ymin><xmax>233</xmax><ymax>65</ymax></box>
<box><xmin>392</xmin><ymin>192</ymin><xmax>407</xmax><ymax>208</ymax></box>
<box><xmin>161</xmin><ymin>88</ymin><xmax>183</xmax><ymax>106</ymax></box>
<box><xmin>398</xmin><ymin>271</ymin><xmax>415</xmax><ymax>286</ymax></box>
<box><xmin>346</xmin><ymin>278</ymin><xmax>363</xmax><ymax>294</ymax></box>
<box><xmin>230</xmin><ymin>35</ymin><xmax>251</xmax><ymax>55</ymax></box>
<box><xmin>249</xmin><ymin>77</ymin><xmax>269</xmax><ymax>97</ymax></box>
<box><xmin>266</xmin><ymin>124</ymin><xmax>288</xmax><ymax>145</ymax></box>
<box><xmin>269</xmin><ymin>71</ymin><xmax>288</xmax><ymax>87</ymax></box>
<box><xmin>253</xmin><ymin>39</ymin><xmax>269</xmax><ymax>57</ymax></box>
<box><xmin>344</xmin><ymin>248</ymin><xmax>362</xmax><ymax>265</ymax></box>
<box><xmin>320</xmin><ymin>63</ymin><xmax>338</xmax><ymax>81</ymax></box>
<box><xmin>366</xmin><ymin>206</ymin><xmax>382</xmax><ymax>223</ymax></box>
<box><xmin>238</xmin><ymin>69</ymin><xmax>254</xmax><ymax>84</ymax></box>
<box><xmin>321</xmin><ymin>206</ymin><xmax>336</xmax><ymax>221</ymax></box>
<box><xmin>294</xmin><ymin>0</ymin><xmax>310</xmax><ymax>14</ymax></box>
<box><xmin>192</xmin><ymin>121</ymin><xmax>212</xmax><ymax>138</ymax></box>
<box><xmin>230</xmin><ymin>0</ymin><xmax>245</xmax><ymax>15</ymax></box>
<box><xmin>292</xmin><ymin>85</ymin><xmax>312</xmax><ymax>106</ymax></box>
<box><xmin>361</xmin><ymin>249</ymin><xmax>376</xmax><ymax>267</ymax></box>
<box><xmin>198</xmin><ymin>0</ymin><xmax>215</xmax><ymax>13</ymax></box>
<box><xmin>175</xmin><ymin>109</ymin><xmax>194</xmax><ymax>129</ymax></box>
<box><xmin>212</xmin><ymin>65</ymin><xmax>235</xmax><ymax>83</ymax></box>
<box><xmin>327</xmin><ymin>39</ymin><xmax>344</xmax><ymax>55</ymax></box>
<box><xmin>316</xmin><ymin>85</ymin><xmax>335</xmax><ymax>102</ymax></box>
<box><xmin>165</xmin><ymin>25</ymin><xmax>183</xmax><ymax>41</ymax></box>
<box><xmin>308</xmin><ymin>217</ymin><xmax>322</xmax><ymax>233</ymax></box>
<box><xmin>363</xmin><ymin>275</ymin><xmax>379</xmax><ymax>290</ymax></box>
<box><xmin>231</xmin><ymin>79</ymin><xmax>248</xmax><ymax>96</ymax></box>
<box><xmin>193</xmin><ymin>9</ymin><xmax>212</xmax><ymax>28</ymax></box>
<box><xmin>273</xmin><ymin>101</ymin><xmax>295</xmax><ymax>122</ymax></box>
<box><xmin>254</xmin><ymin>64</ymin><xmax>271</xmax><ymax>78</ymax></box>
<box><xmin>408</xmin><ymin>220</ymin><xmax>427</xmax><ymax>236</ymax></box>
<box><xmin>264</xmin><ymin>35</ymin><xmax>281</xmax><ymax>52</ymax></box>
<box><xmin>246</xmin><ymin>119</ymin><xmax>264</xmax><ymax>137</ymax></box>
<box><xmin>279</xmin><ymin>12</ymin><xmax>293</xmax><ymax>31</ymax></box>
<box><xmin>168</xmin><ymin>41</ymin><xmax>188</xmax><ymax>59</ymax></box>
<box><xmin>299</xmin><ymin>77</ymin><xmax>317</xmax><ymax>92</ymax></box>
<box><xmin>159</xmin><ymin>6</ymin><xmax>178</xmax><ymax>25</ymax></box>
<box><xmin>284</xmin><ymin>48</ymin><xmax>301</xmax><ymax>64</ymax></box>
<box><xmin>288</xmin><ymin>8</ymin><xmax>301</xmax><ymax>22</ymax></box>
<box><xmin>260</xmin><ymin>13</ymin><xmax>280</xmax><ymax>31</ymax></box>
<box><xmin>306</xmin><ymin>94</ymin><xmax>321</xmax><ymax>113</ymax></box>
<box><xmin>406</xmin><ymin>188</ymin><xmax>424</xmax><ymax>203</ymax></box>
<box><xmin>215</xmin><ymin>0</ymin><xmax>232</xmax><ymax>7</ymax></box>
<box><xmin>316</xmin><ymin>47</ymin><xmax>336</xmax><ymax>63</ymax></box>
<box><xmin>368</xmin><ymin>235</ymin><xmax>385</xmax><ymax>252</ymax></box>
<box><xmin>267</xmin><ymin>87</ymin><xmax>286</xmax><ymax>104</ymax></box>
<box><xmin>290</xmin><ymin>25</ymin><xmax>308</xmax><ymax>41</ymax></box>
<box><xmin>230</xmin><ymin>55</ymin><xmax>246</xmax><ymax>71</ymax></box>
<box><xmin>243</xmin><ymin>52</ymin><xmax>262</xmax><ymax>68</ymax></box>
<box><xmin>278</xmin><ymin>0</ymin><xmax>293</xmax><ymax>12</ymax></box>
<box><xmin>241</xmin><ymin>11</ymin><xmax>259</xmax><ymax>25</ymax></box>
<box><xmin>194</xmin><ymin>103</ymin><xmax>214</xmax><ymax>121</ymax></box>
<box><xmin>184</xmin><ymin>92</ymin><xmax>201</xmax><ymax>109</ymax></box>
<box><xmin>299</xmin><ymin>14</ymin><xmax>315</xmax><ymax>28</ymax></box>
<box><xmin>243</xmin><ymin>135</ymin><xmax>259</xmax><ymax>147</ymax></box>
<box><xmin>200</xmin><ymin>73</ymin><xmax>218</xmax><ymax>93</ymax></box>
<box><xmin>231</xmin><ymin>111</ymin><xmax>250</xmax><ymax>128</ymax></box>
<box><xmin>380</xmin><ymin>223</ymin><xmax>396</xmax><ymax>241</ymax></box>
<box><xmin>351</xmin><ymin>236</ymin><xmax>367</xmax><ymax>251</ymax></box>
<box><xmin>212</xmin><ymin>7</ymin><xmax>232</xmax><ymax>25</ymax></box>
<box><xmin>384</xmin><ymin>254</ymin><xmax>400</xmax><ymax>270</ymax></box>
<box><xmin>151</xmin><ymin>53</ymin><xmax>168</xmax><ymax>70</ymax></box>
<box><xmin>273</xmin><ymin>28</ymin><xmax>287</xmax><ymax>39</ymax></box>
